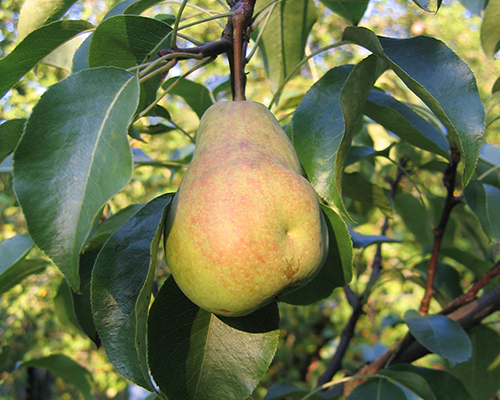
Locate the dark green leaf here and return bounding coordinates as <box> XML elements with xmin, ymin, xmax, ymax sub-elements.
<box><xmin>319</xmin><ymin>0</ymin><xmax>368</xmax><ymax>25</ymax></box>
<box><xmin>345</xmin><ymin>146</ymin><xmax>376</xmax><ymax>166</ymax></box>
<box><xmin>480</xmin><ymin>0</ymin><xmax>500</xmax><ymax>57</ymax></box>
<box><xmin>342</xmin><ymin>172</ymin><xmax>392</xmax><ymax>216</ymax></box>
<box><xmin>404</xmin><ymin>310</ymin><xmax>472</xmax><ymax>364</ymax></box>
<box><xmin>148</xmin><ymin>277</ymin><xmax>280</xmax><ymax>400</ymax></box>
<box><xmin>390</xmin><ymin>364</ymin><xmax>474</xmax><ymax>400</ymax></box>
<box><xmin>163</xmin><ymin>78</ymin><xmax>213</xmax><ymax>119</ymax></box>
<box><xmin>17</xmin><ymin>0</ymin><xmax>78</xmax><ymax>40</ymax></box>
<box><xmin>54</xmin><ymin>279</ymin><xmax>84</xmax><ymax>335</ymax></box>
<box><xmin>255</xmin><ymin>0</ymin><xmax>318</xmax><ymax>93</ymax></box>
<box><xmin>14</xmin><ymin>67</ymin><xmax>139</xmax><ymax>291</ymax></box>
<box><xmin>125</xmin><ymin>0</ymin><xmax>166</xmax><ymax>15</ymax></box>
<box><xmin>92</xmin><ymin>193</ymin><xmax>173</xmax><ymax>390</ymax></box>
<box><xmin>0</xmin><ymin>346</ymin><xmax>12</xmax><ymax>371</ymax></box>
<box><xmin>464</xmin><ymin>180</ymin><xmax>500</xmax><ymax>242</ymax></box>
<box><xmin>439</xmin><ymin>247</ymin><xmax>491</xmax><ymax>277</ymax></box>
<box><xmin>493</xmin><ymin>76</ymin><xmax>500</xmax><ymax>94</ymax></box>
<box><xmin>18</xmin><ymin>354</ymin><xmax>93</xmax><ymax>400</ymax></box>
<box><xmin>365</xmin><ymin>90</ymin><xmax>449</xmax><ymax>158</ymax></box>
<box><xmin>0</xmin><ymin>20</ymin><xmax>94</xmax><ymax>99</ymax></box>
<box><xmin>0</xmin><ymin>259</ymin><xmax>48</xmax><ymax>295</ymax></box>
<box><xmin>0</xmin><ymin>119</ymin><xmax>26</xmax><ymax>164</ymax></box>
<box><xmin>347</xmin><ymin>378</ymin><xmax>407</xmax><ymax>400</ymax></box>
<box><xmin>378</xmin><ymin>368</ymin><xmax>436</xmax><ymax>400</ymax></box>
<box><xmin>0</xmin><ymin>234</ymin><xmax>34</xmax><ymax>273</ymax></box>
<box><xmin>265</xmin><ymin>382</ymin><xmax>329</xmax><ymax>399</ymax></box>
<box><xmin>280</xmin><ymin>205</ymin><xmax>353</xmax><ymax>305</ymax></box>
<box><xmin>349</xmin><ymin>229</ymin><xmax>401</xmax><ymax>248</ymax></box>
<box><xmin>394</xmin><ymin>191</ymin><xmax>433</xmax><ymax>248</ymax></box>
<box><xmin>343</xmin><ymin>27</ymin><xmax>485</xmax><ymax>187</ymax></box>
<box><xmin>448</xmin><ymin>325</ymin><xmax>500</xmax><ymax>400</ymax></box>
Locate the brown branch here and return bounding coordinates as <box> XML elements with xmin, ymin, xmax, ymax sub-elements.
<box><xmin>419</xmin><ymin>149</ymin><xmax>462</xmax><ymax>314</ymax></box>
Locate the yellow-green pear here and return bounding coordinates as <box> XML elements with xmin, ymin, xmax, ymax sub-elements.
<box><xmin>164</xmin><ymin>101</ymin><xmax>328</xmax><ymax>316</ymax></box>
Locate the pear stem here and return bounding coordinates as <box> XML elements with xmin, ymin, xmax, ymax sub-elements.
<box><xmin>232</xmin><ymin>14</ymin><xmax>246</xmax><ymax>101</ymax></box>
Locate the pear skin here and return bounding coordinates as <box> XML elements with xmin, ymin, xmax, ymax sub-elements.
<box><xmin>165</xmin><ymin>101</ymin><xmax>328</xmax><ymax>316</ymax></box>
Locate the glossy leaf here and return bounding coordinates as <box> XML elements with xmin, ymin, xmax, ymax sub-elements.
<box><xmin>92</xmin><ymin>193</ymin><xmax>172</xmax><ymax>391</ymax></box>
<box><xmin>349</xmin><ymin>229</ymin><xmax>401</xmax><ymax>248</ymax></box>
<box><xmin>364</xmin><ymin>90</ymin><xmax>449</xmax><ymax>158</ymax></box>
<box><xmin>18</xmin><ymin>354</ymin><xmax>93</xmax><ymax>400</ymax></box>
<box><xmin>0</xmin><ymin>234</ymin><xmax>34</xmax><ymax>273</ymax></box>
<box><xmin>17</xmin><ymin>0</ymin><xmax>78</xmax><ymax>40</ymax></box>
<box><xmin>280</xmin><ymin>205</ymin><xmax>353</xmax><ymax>305</ymax></box>
<box><xmin>0</xmin><ymin>119</ymin><xmax>26</xmax><ymax>164</ymax></box>
<box><xmin>14</xmin><ymin>67</ymin><xmax>139</xmax><ymax>291</ymax></box>
<box><xmin>255</xmin><ymin>0</ymin><xmax>318</xmax><ymax>93</ymax></box>
<box><xmin>342</xmin><ymin>172</ymin><xmax>392</xmax><ymax>216</ymax></box>
<box><xmin>148</xmin><ymin>277</ymin><xmax>280</xmax><ymax>400</ymax></box>
<box><xmin>448</xmin><ymin>325</ymin><xmax>500</xmax><ymax>400</ymax></box>
<box><xmin>0</xmin><ymin>20</ymin><xmax>94</xmax><ymax>99</ymax></box>
<box><xmin>347</xmin><ymin>378</ymin><xmax>407</xmax><ymax>400</ymax></box>
<box><xmin>163</xmin><ymin>78</ymin><xmax>213</xmax><ymax>119</ymax></box>
<box><xmin>480</xmin><ymin>0</ymin><xmax>500</xmax><ymax>57</ymax></box>
<box><xmin>378</xmin><ymin>368</ymin><xmax>436</xmax><ymax>400</ymax></box>
<box><xmin>390</xmin><ymin>364</ymin><xmax>474</xmax><ymax>400</ymax></box>
<box><xmin>318</xmin><ymin>0</ymin><xmax>368</xmax><ymax>25</ymax></box>
<box><xmin>404</xmin><ymin>310</ymin><xmax>472</xmax><ymax>365</ymax></box>
<box><xmin>292</xmin><ymin>55</ymin><xmax>387</xmax><ymax>216</ymax></box>
<box><xmin>343</xmin><ymin>27</ymin><xmax>485</xmax><ymax>187</ymax></box>
<box><xmin>464</xmin><ymin>180</ymin><xmax>500</xmax><ymax>242</ymax></box>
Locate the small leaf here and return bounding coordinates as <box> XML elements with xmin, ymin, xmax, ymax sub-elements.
<box><xmin>480</xmin><ymin>0</ymin><xmax>500</xmax><ymax>57</ymax></box>
<box><xmin>404</xmin><ymin>310</ymin><xmax>472</xmax><ymax>364</ymax></box>
<box><xmin>464</xmin><ymin>180</ymin><xmax>500</xmax><ymax>242</ymax></box>
<box><xmin>92</xmin><ymin>193</ymin><xmax>173</xmax><ymax>391</ymax></box>
<box><xmin>349</xmin><ymin>229</ymin><xmax>401</xmax><ymax>248</ymax></box>
<box><xmin>280</xmin><ymin>205</ymin><xmax>353</xmax><ymax>305</ymax></box>
<box><xmin>0</xmin><ymin>20</ymin><xmax>94</xmax><ymax>99</ymax></box>
<box><xmin>318</xmin><ymin>0</ymin><xmax>369</xmax><ymax>25</ymax></box>
<box><xmin>148</xmin><ymin>277</ymin><xmax>280</xmax><ymax>400</ymax></box>
<box><xmin>448</xmin><ymin>325</ymin><xmax>500</xmax><ymax>400</ymax></box>
<box><xmin>343</xmin><ymin>27</ymin><xmax>485</xmax><ymax>187</ymax></box>
<box><xmin>255</xmin><ymin>0</ymin><xmax>318</xmax><ymax>93</ymax></box>
<box><xmin>17</xmin><ymin>0</ymin><xmax>78</xmax><ymax>40</ymax></box>
<box><xmin>163</xmin><ymin>78</ymin><xmax>213</xmax><ymax>119</ymax></box>
<box><xmin>14</xmin><ymin>67</ymin><xmax>139</xmax><ymax>291</ymax></box>
<box><xmin>347</xmin><ymin>378</ymin><xmax>407</xmax><ymax>400</ymax></box>
<box><xmin>18</xmin><ymin>354</ymin><xmax>93</xmax><ymax>400</ymax></box>
<box><xmin>390</xmin><ymin>364</ymin><xmax>474</xmax><ymax>400</ymax></box>
<box><xmin>0</xmin><ymin>119</ymin><xmax>26</xmax><ymax>164</ymax></box>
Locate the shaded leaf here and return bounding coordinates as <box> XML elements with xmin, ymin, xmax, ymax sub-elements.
<box><xmin>54</xmin><ymin>279</ymin><xmax>84</xmax><ymax>335</ymax></box>
<box><xmin>0</xmin><ymin>259</ymin><xmax>48</xmax><ymax>296</ymax></box>
<box><xmin>163</xmin><ymin>78</ymin><xmax>213</xmax><ymax>119</ymax></box>
<box><xmin>265</xmin><ymin>382</ymin><xmax>329</xmax><ymax>399</ymax></box>
<box><xmin>280</xmin><ymin>205</ymin><xmax>353</xmax><ymax>305</ymax></box>
<box><xmin>458</xmin><ymin>0</ymin><xmax>488</xmax><ymax>15</ymax></box>
<box><xmin>18</xmin><ymin>354</ymin><xmax>93</xmax><ymax>400</ymax></box>
<box><xmin>42</xmin><ymin>36</ymin><xmax>84</xmax><ymax>71</ymax></box>
<box><xmin>404</xmin><ymin>310</ymin><xmax>472</xmax><ymax>364</ymax></box>
<box><xmin>349</xmin><ymin>229</ymin><xmax>401</xmax><ymax>248</ymax></box>
<box><xmin>148</xmin><ymin>277</ymin><xmax>280</xmax><ymax>400</ymax></box>
<box><xmin>394</xmin><ymin>191</ymin><xmax>433</xmax><ymax>248</ymax></box>
<box><xmin>348</xmin><ymin>378</ymin><xmax>407</xmax><ymax>400</ymax></box>
<box><xmin>0</xmin><ymin>20</ymin><xmax>94</xmax><ymax>99</ymax></box>
<box><xmin>342</xmin><ymin>172</ymin><xmax>392</xmax><ymax>216</ymax></box>
<box><xmin>14</xmin><ymin>67</ymin><xmax>139</xmax><ymax>291</ymax></box>
<box><xmin>319</xmin><ymin>0</ymin><xmax>369</xmax><ymax>25</ymax></box>
<box><xmin>448</xmin><ymin>325</ymin><xmax>500</xmax><ymax>400</ymax></box>
<box><xmin>378</xmin><ymin>369</ymin><xmax>436</xmax><ymax>400</ymax></box>
<box><xmin>125</xmin><ymin>0</ymin><xmax>167</xmax><ymax>15</ymax></box>
<box><xmin>255</xmin><ymin>0</ymin><xmax>318</xmax><ymax>93</ymax></box>
<box><xmin>0</xmin><ymin>119</ymin><xmax>26</xmax><ymax>164</ymax></box>
<box><xmin>464</xmin><ymin>180</ymin><xmax>500</xmax><ymax>242</ymax></box>
<box><xmin>92</xmin><ymin>193</ymin><xmax>173</xmax><ymax>390</ymax></box>
<box><xmin>480</xmin><ymin>0</ymin><xmax>500</xmax><ymax>57</ymax></box>
<box><xmin>343</xmin><ymin>27</ymin><xmax>485</xmax><ymax>187</ymax></box>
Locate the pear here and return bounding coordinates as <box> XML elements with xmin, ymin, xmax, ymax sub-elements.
<box><xmin>164</xmin><ymin>101</ymin><xmax>328</xmax><ymax>316</ymax></box>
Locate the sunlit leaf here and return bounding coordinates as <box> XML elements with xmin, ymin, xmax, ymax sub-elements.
<box><xmin>464</xmin><ymin>180</ymin><xmax>500</xmax><ymax>242</ymax></box>
<box><xmin>148</xmin><ymin>277</ymin><xmax>280</xmax><ymax>400</ymax></box>
<box><xmin>14</xmin><ymin>67</ymin><xmax>139</xmax><ymax>291</ymax></box>
<box><xmin>0</xmin><ymin>259</ymin><xmax>48</xmax><ymax>296</ymax></box>
<box><xmin>480</xmin><ymin>0</ymin><xmax>500</xmax><ymax>57</ymax></box>
<box><xmin>0</xmin><ymin>119</ymin><xmax>26</xmax><ymax>164</ymax></box>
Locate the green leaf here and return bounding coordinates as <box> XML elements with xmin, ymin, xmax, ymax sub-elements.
<box><xmin>390</xmin><ymin>364</ymin><xmax>474</xmax><ymax>400</ymax></box>
<box><xmin>439</xmin><ymin>247</ymin><xmax>491</xmax><ymax>277</ymax></box>
<box><xmin>0</xmin><ymin>119</ymin><xmax>26</xmax><ymax>164</ymax></box>
<box><xmin>255</xmin><ymin>0</ymin><xmax>318</xmax><ymax>93</ymax></box>
<box><xmin>364</xmin><ymin>90</ymin><xmax>449</xmax><ymax>159</ymax></box>
<box><xmin>0</xmin><ymin>234</ymin><xmax>34</xmax><ymax>273</ymax></box>
<box><xmin>480</xmin><ymin>0</ymin><xmax>500</xmax><ymax>57</ymax></box>
<box><xmin>163</xmin><ymin>78</ymin><xmax>214</xmax><ymax>119</ymax></box>
<box><xmin>148</xmin><ymin>277</ymin><xmax>280</xmax><ymax>400</ymax></box>
<box><xmin>17</xmin><ymin>0</ymin><xmax>78</xmax><ymax>40</ymax></box>
<box><xmin>349</xmin><ymin>229</ymin><xmax>401</xmax><ymax>248</ymax></box>
<box><xmin>0</xmin><ymin>20</ymin><xmax>94</xmax><ymax>99</ymax></box>
<box><xmin>18</xmin><ymin>354</ymin><xmax>93</xmax><ymax>400</ymax></box>
<box><xmin>394</xmin><ymin>191</ymin><xmax>433</xmax><ymax>248</ymax></box>
<box><xmin>404</xmin><ymin>310</ymin><xmax>472</xmax><ymax>365</ymax></box>
<box><xmin>42</xmin><ymin>36</ymin><xmax>84</xmax><ymax>71</ymax></box>
<box><xmin>0</xmin><ymin>259</ymin><xmax>48</xmax><ymax>296</ymax></box>
<box><xmin>378</xmin><ymin>368</ymin><xmax>437</xmax><ymax>400</ymax></box>
<box><xmin>343</xmin><ymin>27</ymin><xmax>485</xmax><ymax>187</ymax></box>
<box><xmin>448</xmin><ymin>325</ymin><xmax>500</xmax><ymax>400</ymax></box>
<box><xmin>342</xmin><ymin>172</ymin><xmax>392</xmax><ymax>216</ymax></box>
<box><xmin>0</xmin><ymin>346</ymin><xmax>12</xmax><ymax>371</ymax></box>
<box><xmin>318</xmin><ymin>0</ymin><xmax>369</xmax><ymax>25</ymax></box>
<box><xmin>124</xmin><ymin>0</ymin><xmax>167</xmax><ymax>15</ymax></box>
<box><xmin>92</xmin><ymin>193</ymin><xmax>173</xmax><ymax>391</ymax></box>
<box><xmin>280</xmin><ymin>205</ymin><xmax>353</xmax><ymax>305</ymax></box>
<box><xmin>464</xmin><ymin>180</ymin><xmax>500</xmax><ymax>242</ymax></box>
<box><xmin>265</xmin><ymin>382</ymin><xmax>330</xmax><ymax>399</ymax></box>
<box><xmin>292</xmin><ymin>55</ymin><xmax>387</xmax><ymax>216</ymax></box>
<box><xmin>493</xmin><ymin>76</ymin><xmax>500</xmax><ymax>94</ymax></box>
<box><xmin>458</xmin><ymin>0</ymin><xmax>488</xmax><ymax>16</ymax></box>
<box><xmin>347</xmin><ymin>378</ymin><xmax>407</xmax><ymax>400</ymax></box>
<box><xmin>54</xmin><ymin>279</ymin><xmax>84</xmax><ymax>335</ymax></box>
<box><xmin>14</xmin><ymin>67</ymin><xmax>139</xmax><ymax>291</ymax></box>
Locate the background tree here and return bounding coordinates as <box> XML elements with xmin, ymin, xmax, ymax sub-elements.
<box><xmin>0</xmin><ymin>0</ymin><xmax>499</xmax><ymax>399</ymax></box>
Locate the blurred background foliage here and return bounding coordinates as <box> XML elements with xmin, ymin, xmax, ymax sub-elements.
<box><xmin>0</xmin><ymin>0</ymin><xmax>499</xmax><ymax>398</ymax></box>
